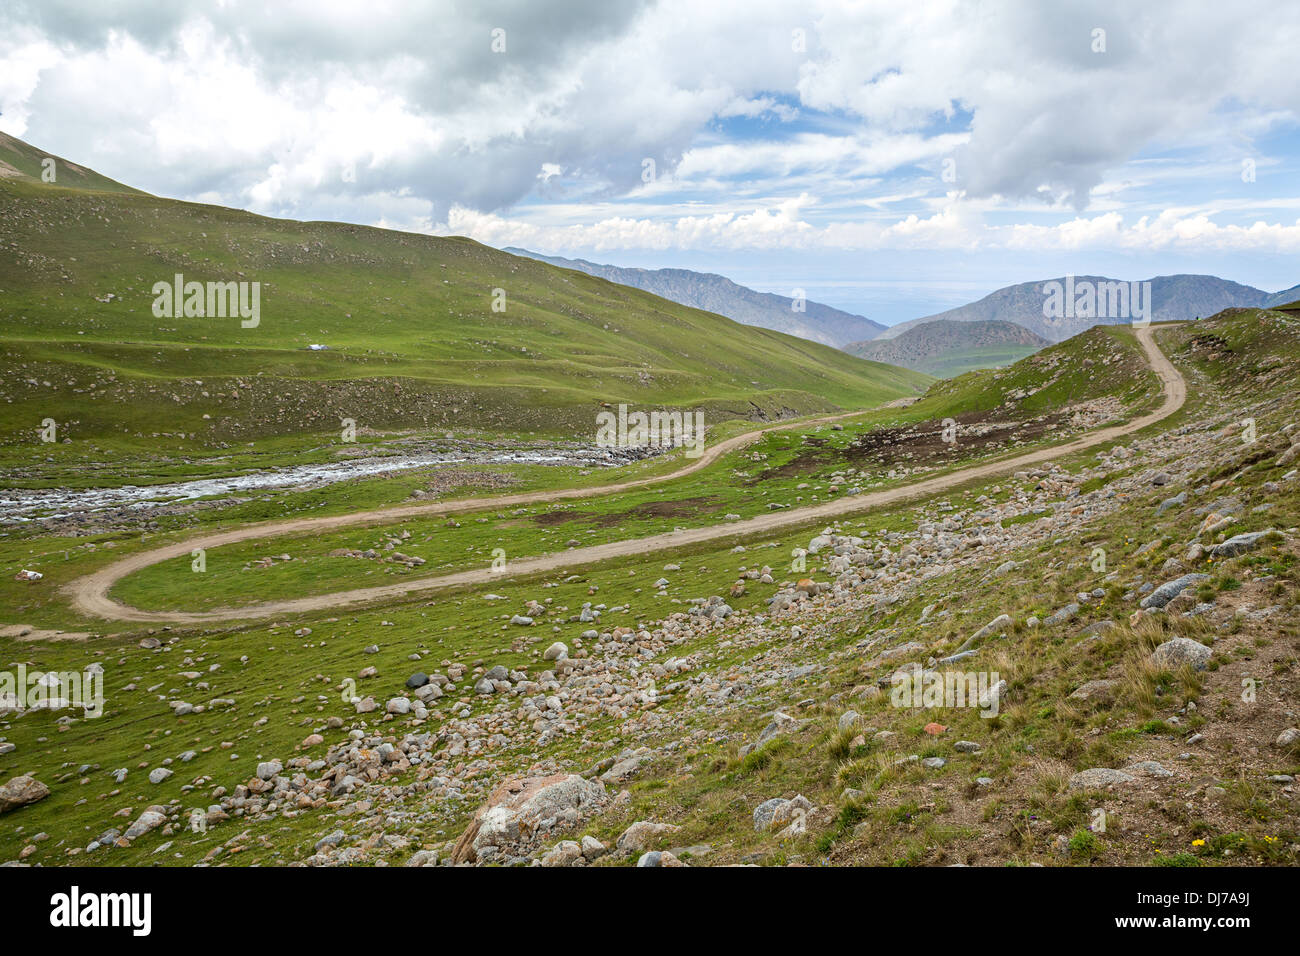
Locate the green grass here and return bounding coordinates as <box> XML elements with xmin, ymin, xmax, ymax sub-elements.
<box><xmin>91</xmin><ymin>322</ymin><xmax>1163</xmax><ymax>615</ymax></box>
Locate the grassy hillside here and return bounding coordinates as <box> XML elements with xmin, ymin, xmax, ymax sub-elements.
<box><xmin>921</xmin><ymin>325</ymin><xmax>1157</xmax><ymax>419</ymax></box>
<box><xmin>0</xmin><ymin>137</ymin><xmax>929</xmax><ymax>471</ymax></box>
<box><xmin>1169</xmin><ymin>307</ymin><xmax>1300</xmax><ymax>392</ymax></box>
<box><xmin>0</xmin><ymin>131</ymin><xmax>143</xmax><ymax>195</ymax></box>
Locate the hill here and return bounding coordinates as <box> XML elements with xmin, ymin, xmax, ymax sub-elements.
<box><xmin>0</xmin><ymin>131</ymin><xmax>143</xmax><ymax>195</ymax></box>
<box><xmin>844</xmin><ymin>318</ymin><xmax>1048</xmax><ymax>377</ymax></box>
<box><xmin>880</xmin><ymin>274</ymin><xmax>1291</xmax><ymax>343</ymax></box>
<box><xmin>0</xmin><ymin>135</ymin><xmax>929</xmax><ymax>465</ymax></box>
<box><xmin>505</xmin><ymin>248</ymin><xmax>886</xmax><ymax>348</ymax></box>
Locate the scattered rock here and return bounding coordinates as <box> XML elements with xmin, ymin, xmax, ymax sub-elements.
<box><xmin>1208</xmin><ymin>529</ymin><xmax>1279</xmax><ymax>559</ymax></box>
<box><xmin>1069</xmin><ymin>679</ymin><xmax>1118</xmax><ymax>702</ymax></box>
<box><xmin>615</xmin><ymin>820</ymin><xmax>681</xmax><ymax>856</ymax></box>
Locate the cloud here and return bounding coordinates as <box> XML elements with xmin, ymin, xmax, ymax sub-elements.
<box><xmin>433</xmin><ymin>196</ymin><xmax>1300</xmax><ymax>255</ymax></box>
<box><xmin>1</xmin><ymin>0</ymin><xmax>1298</xmax><ymax>260</ymax></box>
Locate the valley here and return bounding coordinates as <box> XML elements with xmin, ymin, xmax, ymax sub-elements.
<box><xmin>1</xmin><ymin>137</ymin><xmax>1297</xmax><ymax>874</ymax></box>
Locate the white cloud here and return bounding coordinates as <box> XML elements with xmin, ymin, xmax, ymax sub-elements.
<box><xmin>434</xmin><ymin>196</ymin><xmax>1300</xmax><ymax>255</ymax></box>
<box><xmin>1</xmin><ymin>0</ymin><xmax>1298</xmax><ymax>263</ymax></box>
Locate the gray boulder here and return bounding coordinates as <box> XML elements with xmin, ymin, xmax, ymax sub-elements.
<box><xmin>1150</xmin><ymin>637</ymin><xmax>1212</xmax><ymax>671</ymax></box>
<box><xmin>1140</xmin><ymin>574</ymin><xmax>1209</xmax><ymax>610</ymax></box>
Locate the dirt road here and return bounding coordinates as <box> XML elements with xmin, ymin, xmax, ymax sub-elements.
<box><xmin>67</xmin><ymin>325</ymin><xmax>1185</xmax><ymax>624</ymax></box>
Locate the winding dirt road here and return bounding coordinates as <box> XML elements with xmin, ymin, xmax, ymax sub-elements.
<box><xmin>67</xmin><ymin>325</ymin><xmax>1185</xmax><ymax>625</ymax></box>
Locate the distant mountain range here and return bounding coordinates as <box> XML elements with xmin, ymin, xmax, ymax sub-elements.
<box><xmin>845</xmin><ymin>319</ymin><xmax>1049</xmax><ymax>377</ymax></box>
<box><xmin>879</xmin><ymin>274</ymin><xmax>1300</xmax><ymax>343</ymax></box>
<box><xmin>504</xmin><ymin>248</ymin><xmax>886</xmax><ymax>348</ymax></box>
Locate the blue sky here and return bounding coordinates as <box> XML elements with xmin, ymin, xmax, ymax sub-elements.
<box><xmin>2</xmin><ymin>0</ymin><xmax>1298</xmax><ymax>324</ymax></box>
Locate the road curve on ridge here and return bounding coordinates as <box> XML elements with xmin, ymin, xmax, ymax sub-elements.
<box><xmin>68</xmin><ymin>325</ymin><xmax>1186</xmax><ymax>625</ymax></box>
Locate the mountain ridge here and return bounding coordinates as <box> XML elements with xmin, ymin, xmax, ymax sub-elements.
<box><xmin>505</xmin><ymin>248</ymin><xmax>886</xmax><ymax>348</ymax></box>
<box><xmin>880</xmin><ymin>273</ymin><xmax>1295</xmax><ymax>342</ymax></box>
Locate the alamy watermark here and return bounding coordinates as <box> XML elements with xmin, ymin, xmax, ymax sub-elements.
<box><xmin>1042</xmin><ymin>275</ymin><xmax>1150</xmax><ymax>327</ymax></box>
<box><xmin>152</xmin><ymin>273</ymin><xmax>260</xmax><ymax>328</ymax></box>
<box><xmin>891</xmin><ymin>668</ymin><xmax>1003</xmax><ymax>718</ymax></box>
<box><xmin>0</xmin><ymin>664</ymin><xmax>104</xmax><ymax>718</ymax></box>
<box><xmin>596</xmin><ymin>403</ymin><xmax>705</xmax><ymax>458</ymax></box>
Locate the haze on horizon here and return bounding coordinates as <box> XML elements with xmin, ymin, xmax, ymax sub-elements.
<box><xmin>2</xmin><ymin>0</ymin><xmax>1298</xmax><ymax>324</ymax></box>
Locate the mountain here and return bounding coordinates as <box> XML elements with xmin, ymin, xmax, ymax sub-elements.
<box><xmin>844</xmin><ymin>319</ymin><xmax>1049</xmax><ymax>377</ymax></box>
<box><xmin>504</xmin><ymin>248</ymin><xmax>886</xmax><ymax>348</ymax></box>
<box><xmin>879</xmin><ymin>274</ymin><xmax>1291</xmax><ymax>343</ymax></box>
<box><xmin>0</xmin><ymin>134</ymin><xmax>929</xmax><ymax>456</ymax></box>
<box><xmin>1264</xmin><ymin>284</ymin><xmax>1300</xmax><ymax>308</ymax></box>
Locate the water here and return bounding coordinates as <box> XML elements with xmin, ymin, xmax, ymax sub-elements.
<box><xmin>1</xmin><ymin>444</ymin><xmax>643</xmax><ymax>522</ymax></box>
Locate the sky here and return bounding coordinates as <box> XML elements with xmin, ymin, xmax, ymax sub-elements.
<box><xmin>2</xmin><ymin>0</ymin><xmax>1299</xmax><ymax>324</ymax></box>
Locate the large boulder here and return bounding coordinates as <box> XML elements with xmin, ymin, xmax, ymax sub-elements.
<box><xmin>753</xmin><ymin>794</ymin><xmax>812</xmax><ymax>832</ymax></box>
<box><xmin>450</xmin><ymin>774</ymin><xmax>609</xmax><ymax>864</ymax></box>
<box><xmin>1140</xmin><ymin>574</ymin><xmax>1209</xmax><ymax>610</ymax></box>
<box><xmin>955</xmin><ymin>614</ymin><xmax>1011</xmax><ymax>653</ymax></box>
<box><xmin>122</xmin><ymin>808</ymin><xmax>167</xmax><ymax>841</ymax></box>
<box><xmin>740</xmin><ymin>710</ymin><xmax>800</xmax><ymax>757</ymax></box>
<box><xmin>1150</xmin><ymin>637</ymin><xmax>1212</xmax><ymax>671</ymax></box>
<box><xmin>0</xmin><ymin>775</ymin><xmax>49</xmax><ymax>814</ymax></box>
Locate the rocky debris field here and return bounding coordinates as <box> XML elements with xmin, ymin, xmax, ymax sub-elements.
<box><xmin>6</xmin><ymin>380</ymin><xmax>1293</xmax><ymax>868</ymax></box>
